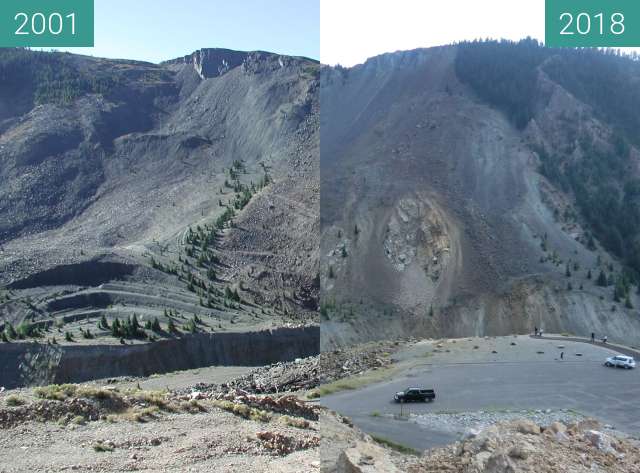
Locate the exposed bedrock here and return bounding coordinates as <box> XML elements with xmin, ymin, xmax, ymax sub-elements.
<box><xmin>0</xmin><ymin>325</ymin><xmax>319</xmax><ymax>389</ymax></box>
<box><xmin>321</xmin><ymin>280</ymin><xmax>640</xmax><ymax>350</ymax></box>
<box><xmin>6</xmin><ymin>261</ymin><xmax>137</xmax><ymax>289</ymax></box>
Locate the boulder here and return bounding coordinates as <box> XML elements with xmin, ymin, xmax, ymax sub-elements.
<box><xmin>514</xmin><ymin>419</ymin><xmax>541</xmax><ymax>435</ymax></box>
<box><xmin>336</xmin><ymin>441</ymin><xmax>402</xmax><ymax>473</ymax></box>
<box><xmin>508</xmin><ymin>443</ymin><xmax>536</xmax><ymax>460</ymax></box>
<box><xmin>583</xmin><ymin>430</ymin><xmax>616</xmax><ymax>454</ymax></box>
<box><xmin>484</xmin><ymin>452</ymin><xmax>517</xmax><ymax>473</ymax></box>
<box><xmin>472</xmin><ymin>450</ymin><xmax>492</xmax><ymax>469</ymax></box>
<box><xmin>547</xmin><ymin>421</ymin><xmax>566</xmax><ymax>434</ymax></box>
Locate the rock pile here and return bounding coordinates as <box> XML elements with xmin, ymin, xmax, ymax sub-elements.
<box><xmin>182</xmin><ymin>340</ymin><xmax>400</xmax><ymax>396</ymax></box>
<box><xmin>319</xmin><ymin>341</ymin><xmax>398</xmax><ymax>384</ymax></box>
<box><xmin>256</xmin><ymin>430</ymin><xmax>320</xmax><ymax>455</ymax></box>
<box><xmin>213</xmin><ymin>392</ymin><xmax>319</xmax><ymax>420</ymax></box>
<box><xmin>406</xmin><ymin>418</ymin><xmax>640</xmax><ymax>473</ymax></box>
<box><xmin>0</xmin><ymin>398</ymin><xmax>101</xmax><ymax>428</ymax></box>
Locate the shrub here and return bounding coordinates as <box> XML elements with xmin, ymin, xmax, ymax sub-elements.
<box><xmin>93</xmin><ymin>441</ymin><xmax>114</xmax><ymax>453</ymax></box>
<box><xmin>5</xmin><ymin>395</ymin><xmax>25</xmax><ymax>406</ymax></box>
<box><xmin>211</xmin><ymin>400</ymin><xmax>271</xmax><ymax>422</ymax></box>
<box><xmin>70</xmin><ymin>415</ymin><xmax>86</xmax><ymax>425</ymax></box>
<box><xmin>4</xmin><ymin>323</ymin><xmax>17</xmax><ymax>340</ymax></box>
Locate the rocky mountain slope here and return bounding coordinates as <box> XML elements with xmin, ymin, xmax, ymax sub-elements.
<box><xmin>0</xmin><ymin>48</ymin><xmax>319</xmax><ymax>384</ymax></box>
<box><xmin>321</xmin><ymin>40</ymin><xmax>640</xmax><ymax>348</ymax></box>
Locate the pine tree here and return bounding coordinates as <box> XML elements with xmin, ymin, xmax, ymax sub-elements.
<box><xmin>111</xmin><ymin>318</ymin><xmax>121</xmax><ymax>338</ymax></box>
<box><xmin>100</xmin><ymin>314</ymin><xmax>109</xmax><ymax>329</ymax></box>
<box><xmin>130</xmin><ymin>314</ymin><xmax>140</xmax><ymax>335</ymax></box>
<box><xmin>597</xmin><ymin>270</ymin><xmax>608</xmax><ymax>287</ymax></box>
<box><xmin>5</xmin><ymin>323</ymin><xmax>16</xmax><ymax>340</ymax></box>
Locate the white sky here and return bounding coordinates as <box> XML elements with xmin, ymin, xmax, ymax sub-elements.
<box><xmin>321</xmin><ymin>0</ymin><xmax>640</xmax><ymax>67</ymax></box>
<box><xmin>321</xmin><ymin>0</ymin><xmax>545</xmax><ymax>66</ymax></box>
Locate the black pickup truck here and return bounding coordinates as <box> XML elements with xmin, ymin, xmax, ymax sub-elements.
<box><xmin>393</xmin><ymin>387</ymin><xmax>436</xmax><ymax>403</ymax></box>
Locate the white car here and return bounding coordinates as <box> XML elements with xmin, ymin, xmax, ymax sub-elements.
<box><xmin>604</xmin><ymin>355</ymin><xmax>636</xmax><ymax>369</ymax></box>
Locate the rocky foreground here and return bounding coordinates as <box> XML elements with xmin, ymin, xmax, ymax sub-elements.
<box><xmin>331</xmin><ymin>418</ymin><xmax>640</xmax><ymax>473</ymax></box>
<box><xmin>1</xmin><ymin>338</ymin><xmax>638</xmax><ymax>472</ymax></box>
<box><xmin>0</xmin><ymin>342</ymin><xmax>399</xmax><ymax>472</ymax></box>
<box><xmin>0</xmin><ymin>383</ymin><xmax>325</xmax><ymax>472</ymax></box>
<box><xmin>406</xmin><ymin>418</ymin><xmax>640</xmax><ymax>473</ymax></box>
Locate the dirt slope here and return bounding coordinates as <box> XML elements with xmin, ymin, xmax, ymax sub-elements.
<box><xmin>320</xmin><ymin>46</ymin><xmax>640</xmax><ymax>348</ymax></box>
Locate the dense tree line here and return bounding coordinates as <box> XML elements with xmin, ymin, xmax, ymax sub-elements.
<box><xmin>455</xmin><ymin>39</ymin><xmax>640</xmax><ymax>277</ymax></box>
<box><xmin>455</xmin><ymin>38</ymin><xmax>547</xmax><ymax>128</ymax></box>
<box><xmin>455</xmin><ymin>39</ymin><xmax>640</xmax><ymax>138</ymax></box>
<box><xmin>0</xmin><ymin>48</ymin><xmax>121</xmax><ymax>105</ymax></box>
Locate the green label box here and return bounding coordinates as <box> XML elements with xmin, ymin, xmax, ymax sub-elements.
<box><xmin>546</xmin><ymin>0</ymin><xmax>640</xmax><ymax>46</ymax></box>
<box><xmin>0</xmin><ymin>0</ymin><xmax>94</xmax><ymax>47</ymax></box>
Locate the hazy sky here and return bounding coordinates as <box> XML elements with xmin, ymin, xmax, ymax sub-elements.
<box><xmin>321</xmin><ymin>0</ymin><xmax>544</xmax><ymax>67</ymax></box>
<box><xmin>54</xmin><ymin>0</ymin><xmax>319</xmax><ymax>63</ymax></box>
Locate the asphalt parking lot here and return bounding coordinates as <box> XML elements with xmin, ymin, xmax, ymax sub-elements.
<box><xmin>322</xmin><ymin>336</ymin><xmax>640</xmax><ymax>451</ymax></box>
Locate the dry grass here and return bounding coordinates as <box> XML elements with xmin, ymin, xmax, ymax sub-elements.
<box><xmin>128</xmin><ymin>389</ymin><xmax>169</xmax><ymax>408</ymax></box>
<box><xmin>370</xmin><ymin>434</ymin><xmax>419</xmax><ymax>455</ymax></box>
<box><xmin>307</xmin><ymin>366</ymin><xmax>397</xmax><ymax>399</ymax></box>
<box><xmin>34</xmin><ymin>384</ymin><xmax>171</xmax><ymax>408</ymax></box>
<box><xmin>33</xmin><ymin>384</ymin><xmax>178</xmax><ymax>425</ymax></box>
<box><xmin>180</xmin><ymin>399</ymin><xmax>207</xmax><ymax>414</ymax></box>
<box><xmin>93</xmin><ymin>441</ymin><xmax>115</xmax><ymax>452</ymax></box>
<box><xmin>34</xmin><ymin>384</ymin><xmax>120</xmax><ymax>402</ymax></box>
<box><xmin>279</xmin><ymin>415</ymin><xmax>310</xmax><ymax>429</ymax></box>
<box><xmin>211</xmin><ymin>400</ymin><xmax>272</xmax><ymax>422</ymax></box>
<box><xmin>70</xmin><ymin>415</ymin><xmax>86</xmax><ymax>425</ymax></box>
<box><xmin>5</xmin><ymin>395</ymin><xmax>26</xmax><ymax>406</ymax></box>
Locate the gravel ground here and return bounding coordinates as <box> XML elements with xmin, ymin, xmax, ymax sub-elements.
<box><xmin>0</xmin><ymin>398</ymin><xmax>323</xmax><ymax>473</ymax></box>
<box><xmin>410</xmin><ymin>409</ymin><xmax>585</xmax><ymax>436</ymax></box>
<box><xmin>398</xmin><ymin>334</ymin><xmax>622</xmax><ymax>365</ymax></box>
